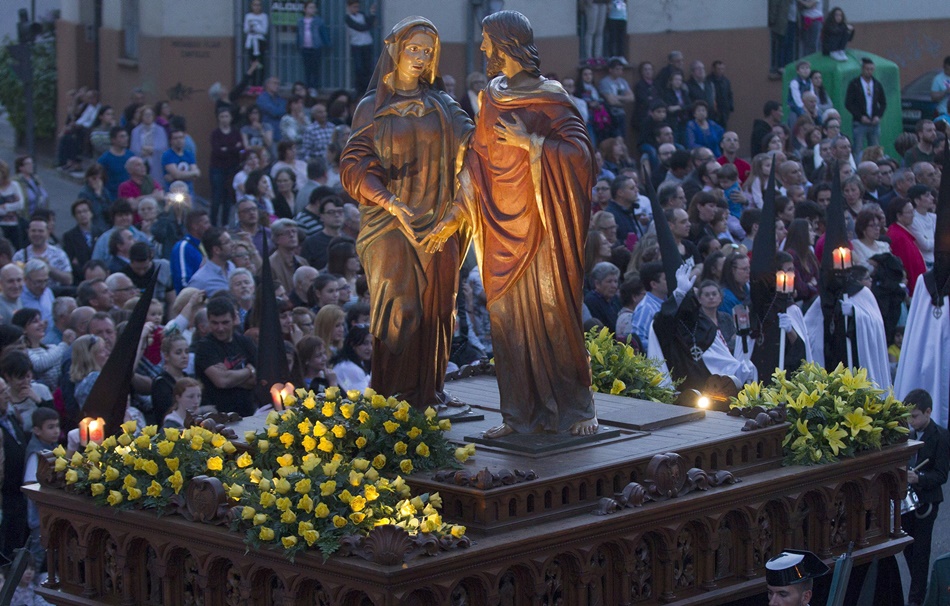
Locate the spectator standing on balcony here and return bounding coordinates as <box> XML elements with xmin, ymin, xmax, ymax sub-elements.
<box><xmin>581</xmin><ymin>0</ymin><xmax>608</xmax><ymax>61</ymax></box>
<box><xmin>209</xmin><ymin>108</ymin><xmax>245</xmax><ymax>227</ymax></box>
<box><xmin>243</xmin><ymin>0</ymin><xmax>268</xmax><ymax>87</ymax></box>
<box><xmin>604</xmin><ymin>0</ymin><xmax>627</xmax><ymax>59</ymax></box>
<box><xmin>298</xmin><ymin>2</ymin><xmax>330</xmax><ymax>93</ymax></box>
<box><xmin>768</xmin><ymin>0</ymin><xmax>797</xmax><ymax>79</ymax></box>
<box><xmin>345</xmin><ymin>0</ymin><xmax>377</xmax><ymax>95</ymax></box>
<box><xmin>821</xmin><ymin>6</ymin><xmax>854</xmax><ymax>62</ymax></box>
<box><xmin>599</xmin><ymin>58</ymin><xmax>634</xmax><ymax>139</ymax></box>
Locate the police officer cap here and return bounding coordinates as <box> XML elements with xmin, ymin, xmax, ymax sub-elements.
<box><xmin>765</xmin><ymin>550</ymin><xmax>829</xmax><ymax>586</ymax></box>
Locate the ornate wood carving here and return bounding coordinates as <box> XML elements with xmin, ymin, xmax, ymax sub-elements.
<box><xmin>432</xmin><ymin>467</ymin><xmax>538</xmax><ymax>488</ymax></box>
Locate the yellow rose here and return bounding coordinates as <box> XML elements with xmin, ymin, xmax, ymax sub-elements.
<box><xmin>87</xmin><ymin>466</ymin><xmax>102</xmax><ymax>481</ymax></box>
<box><xmin>302</xmin><ymin>395</ymin><xmax>316</xmax><ymax>409</ymax></box>
<box><xmin>121</xmin><ymin>419</ymin><xmax>138</xmax><ymax>434</ymax></box>
<box><xmin>332</xmin><ymin>515</ymin><xmax>347</xmax><ymax>528</ymax></box>
<box><xmin>52</xmin><ymin>445</ymin><xmax>66</xmax><ymax>457</ymax></box>
<box><xmin>253</xmin><ymin>513</ymin><xmax>268</xmax><ymax>526</ymax></box>
<box><xmin>163</xmin><ymin>427</ymin><xmax>180</xmax><ymax>441</ymax></box>
<box><xmin>266</xmin><ymin>410</ymin><xmax>279</xmax><ymax>424</ymax></box>
<box><xmin>320</xmin><ymin>480</ymin><xmax>337</xmax><ymax>497</ymax></box>
<box><xmin>349</xmin><ymin>512</ymin><xmax>366</xmax><ymax>524</ymax></box>
<box><xmin>168</xmin><ymin>470</ymin><xmax>184</xmax><ymax>494</ymax></box>
<box><xmin>105</xmin><ymin>466</ymin><xmax>120</xmax><ymax>482</ymax></box>
<box><xmin>147</xmin><ymin>481</ymin><xmax>163</xmax><ymax>497</ymax></box>
<box><xmin>364</xmin><ymin>468</ymin><xmax>379</xmax><ymax>482</ymax></box>
<box><xmin>101</xmin><ymin>435</ymin><xmax>117</xmax><ymax>449</ymax></box>
<box><xmin>164</xmin><ymin>457</ymin><xmax>180</xmax><ymax>472</ymax></box>
<box><xmin>126</xmin><ymin>486</ymin><xmax>142</xmax><ymax>500</ymax></box>
<box><xmin>322</xmin><ymin>459</ymin><xmax>340</xmax><ymax>476</ymax></box>
<box><xmin>123</xmin><ymin>474</ymin><xmax>137</xmax><ymax>488</ymax></box>
<box><xmin>281</xmin><ymin>535</ymin><xmax>297</xmax><ymax>549</ymax></box>
<box><xmin>280</xmin><ymin>464</ymin><xmax>299</xmax><ymax>478</ymax></box>
<box><xmin>222</xmin><ymin>441</ymin><xmax>237</xmax><ymax>454</ymax></box>
<box><xmin>242</xmin><ymin>506</ymin><xmax>256</xmax><ymax>520</ymax></box>
<box><xmin>237</xmin><ymin>452</ymin><xmax>253</xmax><ymax>468</ymax></box>
<box><xmin>301</xmin><ymin>454</ymin><xmax>319</xmax><ymax>472</ymax></box>
<box><xmin>229</xmin><ymin>484</ymin><xmax>244</xmax><ymax>499</ymax></box>
<box><xmin>393</xmin><ymin>404</ymin><xmax>410</xmax><ymax>422</ymax></box>
<box><xmin>276</xmin><ymin>453</ymin><xmax>294</xmax><ymax>467</ymax></box>
<box><xmin>258</xmin><ymin>440</ymin><xmax>270</xmax><ymax>452</ymax></box>
<box><xmin>371</xmin><ymin>394</ymin><xmax>387</xmax><ymax>409</ymax></box>
<box><xmin>383</xmin><ymin>421</ymin><xmax>399</xmax><ymax>434</ymax></box>
<box><xmin>142</xmin><ymin>460</ymin><xmax>159</xmax><ymax>476</ymax></box>
<box><xmin>302</xmin><ymin>436</ymin><xmax>317</xmax><ymax>452</ymax></box>
<box><xmin>352</xmin><ymin>458</ymin><xmax>370</xmax><ymax>471</ymax></box>
<box><xmin>429</xmin><ymin>492</ymin><xmax>442</xmax><ymax>508</ymax></box>
<box><xmin>424</xmin><ymin>406</ymin><xmax>437</xmax><ymax>420</ymax></box>
<box><xmin>394</xmin><ymin>441</ymin><xmax>408</xmax><ymax>455</ymax></box>
<box><xmin>454</xmin><ymin>447</ymin><xmax>470</xmax><ymax>463</ymax></box>
<box><xmin>206</xmin><ymin>456</ymin><xmax>223</xmax><ymax>471</ymax></box>
<box><xmin>416</xmin><ymin>442</ymin><xmax>430</xmax><ymax>457</ymax></box>
<box><xmin>400</xmin><ymin>460</ymin><xmax>413</xmax><ymax>474</ymax></box>
<box><xmin>312</xmin><ymin>421</ymin><xmax>328</xmax><ymax>437</ymax></box>
<box><xmin>190</xmin><ymin>435</ymin><xmax>204</xmax><ymax>451</ymax></box>
<box><xmin>295</xmin><ymin>478</ymin><xmax>312</xmax><ymax>494</ymax></box>
<box><xmin>407</xmin><ymin>427</ymin><xmax>422</xmax><ymax>440</ymax></box>
<box><xmin>340</xmin><ymin>403</ymin><xmax>354</xmax><ymax>419</ymax></box>
<box><xmin>107</xmin><ymin>490</ymin><xmax>123</xmax><ymax>506</ymax></box>
<box><xmin>280</xmin><ymin>510</ymin><xmax>296</xmax><ymax>524</ymax></box>
<box><xmin>279</xmin><ymin>432</ymin><xmax>294</xmax><ymax>448</ymax></box>
<box><xmin>90</xmin><ymin>483</ymin><xmax>105</xmax><ymax>496</ymax></box>
<box><xmin>87</xmin><ymin>449</ymin><xmax>101</xmax><ymax>464</ymax></box>
<box><xmin>259</xmin><ymin>478</ymin><xmax>271</xmax><ymax>491</ymax></box>
<box><xmin>324</xmin><ymin>386</ymin><xmax>340</xmax><ymax>400</ymax></box>
<box><xmin>317</xmin><ymin>437</ymin><xmax>334</xmax><ymax>453</ymax></box>
<box><xmin>322</xmin><ymin>401</ymin><xmax>336</xmax><ymax>418</ymax></box>
<box><xmin>65</xmin><ymin>469</ymin><xmax>79</xmax><ymax>484</ymax></box>
<box><xmin>244</xmin><ymin>430</ymin><xmax>257</xmax><ymax>442</ymax></box>
<box><xmin>438</xmin><ymin>419</ymin><xmax>452</xmax><ymax>431</ymax></box>
<box><xmin>117</xmin><ymin>433</ymin><xmax>132</xmax><ymax>447</ymax></box>
<box><xmin>297</xmin><ymin>494</ymin><xmax>314</xmax><ymax>512</ymax></box>
<box><xmin>142</xmin><ymin>425</ymin><xmax>157</xmax><ymax>437</ymax></box>
<box><xmin>303</xmin><ymin>529</ymin><xmax>319</xmax><ymax>546</ymax></box>
<box><xmin>54</xmin><ymin>457</ymin><xmax>67</xmax><ymax>472</ymax></box>
<box><xmin>275</xmin><ymin>496</ymin><xmax>291</xmax><ymax>511</ymax></box>
<box><xmin>355</xmin><ymin>436</ymin><xmax>367</xmax><ymax>449</ymax></box>
<box><xmin>314</xmin><ymin>502</ymin><xmax>330</xmax><ymax>518</ymax></box>
<box><xmin>346</xmin><ymin>389</ymin><xmax>361</xmax><ymax>401</ymax></box>
<box><xmin>275</xmin><ymin>478</ymin><xmax>291</xmax><ymax>494</ymax></box>
<box><xmin>450</xmin><ymin>525</ymin><xmax>466</xmax><ymax>538</ymax></box>
<box><xmin>339</xmin><ymin>489</ymin><xmax>353</xmax><ymax>503</ymax></box>
<box><xmin>259</xmin><ymin>527</ymin><xmax>275</xmax><ymax>541</ymax></box>
<box><xmin>331</xmin><ymin>425</ymin><xmax>346</xmax><ymax>439</ymax></box>
<box><xmin>134</xmin><ymin>435</ymin><xmax>151</xmax><ymax>449</ymax></box>
<box><xmin>372</xmin><ymin>454</ymin><xmax>387</xmax><ymax>469</ymax></box>
<box><xmin>364</xmin><ymin>485</ymin><xmax>379</xmax><ymax>502</ymax></box>
<box><xmin>358</xmin><ymin>410</ymin><xmax>370</xmax><ymax>424</ymax></box>
<box><xmin>363</xmin><ymin>387</ymin><xmax>376</xmax><ymax>398</ymax></box>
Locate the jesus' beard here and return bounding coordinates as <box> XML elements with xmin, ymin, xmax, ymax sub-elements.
<box><xmin>486</xmin><ymin>47</ymin><xmax>505</xmax><ymax>79</ymax></box>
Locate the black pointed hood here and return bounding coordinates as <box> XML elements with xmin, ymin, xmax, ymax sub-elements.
<box><xmin>84</xmin><ymin>267</ymin><xmax>158</xmax><ymax>437</ymax></box>
<box><xmin>256</xmin><ymin>227</ymin><xmax>290</xmax><ymax>401</ymax></box>
<box><xmin>820</xmin><ymin>162</ymin><xmax>850</xmax><ymax>289</ymax></box>
<box><xmin>750</xmin><ymin>159</ymin><xmax>778</xmax><ymax>280</ymax></box>
<box><xmin>929</xmin><ymin>133</ymin><xmax>950</xmax><ymax>306</ymax></box>
<box><xmin>650</xmin><ymin>184</ymin><xmax>681</xmax><ymax>292</ymax></box>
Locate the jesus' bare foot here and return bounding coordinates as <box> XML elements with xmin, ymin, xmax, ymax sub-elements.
<box><xmin>484</xmin><ymin>423</ymin><xmax>515</xmax><ymax>439</ymax></box>
<box><xmin>570</xmin><ymin>416</ymin><xmax>599</xmax><ymax>436</ymax></box>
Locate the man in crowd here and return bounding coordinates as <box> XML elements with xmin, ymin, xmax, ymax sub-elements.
<box><xmin>229</xmin><ymin>268</ymin><xmax>256</xmax><ymax>325</ymax></box>
<box><xmin>62</xmin><ymin>199</ymin><xmax>100</xmax><ymax>283</ymax></box>
<box><xmin>43</xmin><ymin>296</ymin><xmax>76</xmax><ymax>345</ymax></box>
<box><xmin>629</xmin><ymin>261</ymin><xmax>667</xmax><ymax>347</ymax></box>
<box><xmin>269</xmin><ymin>219</ymin><xmax>308</xmax><ymax>294</ymax></box>
<box><xmin>718</xmin><ymin>131</ymin><xmax>750</xmax><ymax>183</ymax></box>
<box><xmin>845</xmin><ymin>58</ymin><xmax>886</xmax><ymax>157</ymax></box>
<box><xmin>162</xmin><ymin>129</ymin><xmax>201</xmax><ymax>196</ymax></box>
<box><xmin>195</xmin><ymin>297</ymin><xmax>258</xmax><ymax>417</ymax></box>
<box><xmin>301</xmin><ymin>196</ymin><xmax>344</xmax><ymax>269</ymax></box>
<box><xmin>118</xmin><ymin>156</ymin><xmax>165</xmax><ymax>205</ymax></box>
<box><xmin>607</xmin><ymin>175</ymin><xmax>648</xmax><ymax>246</ymax></box>
<box><xmin>187</xmin><ymin>227</ymin><xmax>234</xmax><ymax>297</ymax></box>
<box><xmin>233</xmin><ymin>198</ymin><xmax>271</xmax><ymax>258</ymax></box>
<box><xmin>257</xmin><ymin>76</ymin><xmax>285</xmax><ymax>141</ymax></box>
<box><xmin>171</xmin><ymin>209</ymin><xmax>211</xmax><ymax>292</ymax></box>
<box><xmin>295</xmin><ymin>160</ymin><xmax>330</xmax><ymax>218</ymax></box>
<box><xmin>97</xmin><ymin>126</ymin><xmax>134</xmax><ymax>200</ymax></box>
<box><xmin>751</xmin><ymin>101</ymin><xmax>783</xmax><ymax>156</ymax></box>
<box><xmin>686</xmin><ymin>60</ymin><xmax>715</xmax><ymax>110</ymax></box>
<box><xmin>857</xmin><ymin>161</ymin><xmax>883</xmax><ymax>202</ymax></box>
<box><xmin>709</xmin><ymin>60</ymin><xmax>734</xmax><ymax>128</ymax></box>
<box><xmin>300</xmin><ymin>103</ymin><xmax>334</xmax><ymax>163</ymax></box>
<box><xmin>75</xmin><ymin>278</ymin><xmax>115</xmax><ymax>313</ymax></box>
<box><xmin>21</xmin><ymin>259</ymin><xmax>54</xmax><ymax>325</ymax></box>
<box><xmin>13</xmin><ymin>216</ymin><xmax>73</xmax><ymax>290</ymax></box>
<box><xmin>105</xmin><ymin>271</ymin><xmax>139</xmax><ymax>309</ymax></box>
<box><xmin>106</xmin><ymin>228</ymin><xmax>134</xmax><ymax>274</ymax></box>
<box><xmin>0</xmin><ymin>264</ymin><xmax>24</xmax><ymax>323</ymax></box>
<box><xmin>291</xmin><ymin>266</ymin><xmax>318</xmax><ymax>308</ymax></box>
<box><xmin>91</xmin><ymin>199</ymin><xmax>149</xmax><ymax>263</ymax></box>
<box><xmin>295</xmin><ymin>185</ymin><xmax>333</xmax><ymax>237</ymax></box>
<box><xmin>599</xmin><ymin>58</ymin><xmax>635</xmax><ymax>139</ymax></box>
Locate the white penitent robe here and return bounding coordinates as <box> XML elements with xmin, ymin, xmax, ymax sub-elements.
<box><xmin>802</xmin><ymin>286</ymin><xmax>892</xmax><ymax>391</ymax></box>
<box><xmin>894</xmin><ymin>274</ymin><xmax>950</xmax><ymax>426</ymax></box>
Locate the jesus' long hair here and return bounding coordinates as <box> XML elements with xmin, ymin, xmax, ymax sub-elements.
<box><xmin>481</xmin><ymin>11</ymin><xmax>541</xmax><ymax>79</ymax></box>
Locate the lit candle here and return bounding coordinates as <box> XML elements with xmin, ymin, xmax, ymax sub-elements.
<box><xmin>775</xmin><ymin>270</ymin><xmax>796</xmax><ymax>294</ymax></box>
<box><xmin>833</xmin><ymin>247</ymin><xmax>852</xmax><ymax>271</ymax></box>
<box><xmin>79</xmin><ymin>417</ymin><xmax>105</xmax><ymax>446</ymax></box>
<box><xmin>270</xmin><ymin>383</ymin><xmax>295</xmax><ymax>411</ymax></box>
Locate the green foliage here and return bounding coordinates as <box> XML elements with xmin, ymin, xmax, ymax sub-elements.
<box><xmin>586</xmin><ymin>327</ymin><xmax>680</xmax><ymax>404</ymax></box>
<box><xmin>0</xmin><ymin>37</ymin><xmax>58</xmax><ymax>140</ymax></box>
<box><xmin>730</xmin><ymin>363</ymin><xmax>910</xmax><ymax>466</ymax></box>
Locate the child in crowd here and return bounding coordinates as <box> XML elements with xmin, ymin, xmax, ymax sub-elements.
<box><xmin>163</xmin><ymin>378</ymin><xmax>201</xmax><ymax>429</ymax></box>
<box><xmin>821</xmin><ymin>7</ymin><xmax>854</xmax><ymax>61</ymax></box>
<box><xmin>243</xmin><ymin>0</ymin><xmax>269</xmax><ymax>87</ymax></box>
<box><xmin>23</xmin><ymin>407</ymin><xmax>60</xmax><ymax>572</ymax></box>
<box><xmin>717</xmin><ymin>163</ymin><xmax>748</xmax><ymax>240</ymax></box>
<box><xmin>888</xmin><ymin>326</ymin><xmax>903</xmax><ymax>365</ymax></box>
<box><xmin>787</xmin><ymin>60</ymin><xmax>812</xmax><ymax>122</ymax></box>
<box><xmin>10</xmin><ymin>554</ymin><xmax>52</xmax><ymax>606</ymax></box>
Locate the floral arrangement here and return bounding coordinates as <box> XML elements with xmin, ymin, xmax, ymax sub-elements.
<box><xmin>586</xmin><ymin>327</ymin><xmax>679</xmax><ymax>404</ymax></box>
<box><xmin>53</xmin><ymin>387</ymin><xmax>475</xmax><ymax>560</ymax></box>
<box><xmin>730</xmin><ymin>363</ymin><xmax>910</xmax><ymax>465</ymax></box>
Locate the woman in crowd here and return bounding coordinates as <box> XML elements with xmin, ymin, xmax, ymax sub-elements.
<box><xmin>70</xmin><ymin>334</ymin><xmax>110</xmax><ymax>410</ymax></box>
<box><xmin>761</xmin><ymin>132</ymin><xmax>785</xmax><ymax>156</ymax></box>
<box><xmin>330</xmin><ymin>325</ymin><xmax>372</xmax><ymax>393</ymax></box>
<box><xmin>11</xmin><ymin>308</ymin><xmax>70</xmax><ymax>391</ymax></box>
<box><xmin>662</xmin><ymin>71</ymin><xmax>691</xmax><ymax>145</ymax></box>
<box><xmin>231</xmin><ymin>241</ymin><xmax>259</xmax><ymax>275</ymax></box>
<box><xmin>280</xmin><ymin>95</ymin><xmax>311</xmax><ymax>145</ymax></box>
<box><xmin>89</xmin><ymin>105</ymin><xmax>118</xmax><ymax>157</ymax></box>
<box><xmin>131</xmin><ymin>106</ymin><xmax>170</xmax><ymax>184</ymax></box>
<box><xmin>240</xmin><ymin>106</ymin><xmax>274</xmax><ymax>152</ymax></box>
<box><xmin>151</xmin><ymin>331</ymin><xmax>191</xmax><ymax>426</ymax></box>
<box><xmin>718</xmin><ymin>251</ymin><xmax>751</xmax><ymax>313</ymax></box>
<box><xmin>697</xmin><ymin>280</ymin><xmax>737</xmax><ymax>352</ymax></box>
<box><xmin>687</xmin><ymin>191</ymin><xmax>719</xmax><ymax>244</ymax></box>
<box><xmin>154</xmin><ymin>100</ymin><xmax>175</xmax><ymax>135</ymax></box>
<box><xmin>208</xmin><ymin>107</ymin><xmax>244</xmax><ymax>227</ymax></box>
<box><xmin>686</xmin><ymin>100</ymin><xmax>724</xmax><ymax>156</ymax></box>
<box><xmin>886</xmin><ymin>197</ymin><xmax>926</xmax><ymax>297</ymax></box>
<box><xmin>743</xmin><ymin>153</ymin><xmax>773</xmax><ymax>210</ymax></box>
<box><xmin>163</xmin><ymin>378</ymin><xmax>202</xmax><ymax>429</ymax></box>
<box><xmin>76</xmin><ymin>164</ymin><xmax>112</xmax><ymax>232</ymax></box>
<box><xmin>841</xmin><ymin>175</ymin><xmax>865</xmax><ymax>240</ymax></box>
<box><xmin>599</xmin><ymin>137</ymin><xmax>636</xmax><ymax>176</ymax></box>
<box><xmin>784</xmin><ymin>218</ymin><xmax>820</xmax><ymax>302</ymax></box>
<box><xmin>584</xmin><ymin>231</ymin><xmax>614</xmax><ymax>292</ymax></box>
<box><xmin>232</xmin><ymin>147</ymin><xmax>261</xmax><ymax>201</ymax></box>
<box><xmin>850</xmin><ymin>208</ymin><xmax>891</xmax><ymax>269</ymax></box>
<box><xmin>591</xmin><ymin>178</ymin><xmax>612</xmax><ymax>214</ymax></box>
<box><xmin>576</xmin><ymin>66</ymin><xmax>609</xmax><ymax>144</ymax></box>
<box><xmin>296</xmin><ymin>335</ymin><xmax>337</xmax><ymax>392</ymax></box>
<box><xmin>0</xmin><ymin>160</ymin><xmax>25</xmax><ymax>249</ymax></box>
<box><xmin>809</xmin><ymin>70</ymin><xmax>834</xmax><ymax>117</ymax></box>
<box><xmin>243</xmin><ymin>168</ymin><xmax>275</xmax><ymax>216</ymax></box>
<box><xmin>14</xmin><ymin>156</ymin><xmax>49</xmax><ymax>218</ymax></box>
<box><xmin>699</xmin><ymin>250</ymin><xmax>726</xmax><ymax>283</ymax></box>
<box><xmin>271</xmin><ymin>167</ymin><xmax>297</xmax><ymax>220</ymax></box>
<box><xmin>313</xmin><ymin>304</ymin><xmax>346</xmax><ymax>355</ymax></box>
<box><xmin>821</xmin><ymin>6</ymin><xmax>854</xmax><ymax>61</ymax></box>
<box><xmin>326</xmin><ymin>238</ymin><xmax>362</xmax><ymax>298</ymax></box>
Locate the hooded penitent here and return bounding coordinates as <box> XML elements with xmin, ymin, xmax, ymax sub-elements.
<box><xmin>255</xmin><ymin>228</ymin><xmax>290</xmax><ymax>404</ymax></box>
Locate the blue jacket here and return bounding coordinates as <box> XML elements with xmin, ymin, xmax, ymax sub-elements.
<box><xmin>170</xmin><ymin>234</ymin><xmax>204</xmax><ymax>293</ymax></box>
<box><xmin>297</xmin><ymin>16</ymin><xmax>330</xmax><ymax>50</ymax></box>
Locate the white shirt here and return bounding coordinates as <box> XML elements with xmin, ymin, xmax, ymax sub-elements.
<box><xmin>862</xmin><ymin>77</ymin><xmax>874</xmax><ymax>118</ymax></box>
<box><xmin>909</xmin><ymin>211</ymin><xmax>936</xmax><ymax>264</ymax></box>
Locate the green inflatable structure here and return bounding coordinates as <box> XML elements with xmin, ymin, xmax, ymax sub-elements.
<box><xmin>783</xmin><ymin>49</ymin><xmax>902</xmax><ymax>158</ymax></box>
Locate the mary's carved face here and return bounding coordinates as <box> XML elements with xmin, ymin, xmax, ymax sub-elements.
<box><xmin>393</xmin><ymin>31</ymin><xmax>436</xmax><ymax>90</ymax></box>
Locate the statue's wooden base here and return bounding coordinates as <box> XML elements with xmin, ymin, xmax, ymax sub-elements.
<box><xmin>29</xmin><ymin>375</ymin><xmax>915</xmax><ymax>605</ymax></box>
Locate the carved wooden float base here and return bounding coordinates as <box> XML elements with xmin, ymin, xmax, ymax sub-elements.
<box><xmin>29</xmin><ymin>376</ymin><xmax>916</xmax><ymax>605</ymax></box>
